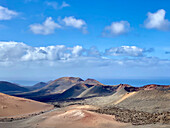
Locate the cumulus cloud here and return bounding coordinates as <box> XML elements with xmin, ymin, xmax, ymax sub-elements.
<box><xmin>0</xmin><ymin>42</ymin><xmax>28</xmax><ymax>61</ymax></box>
<box><xmin>144</xmin><ymin>9</ymin><xmax>170</xmax><ymax>31</ymax></box>
<box><xmin>105</xmin><ymin>46</ymin><xmax>153</xmax><ymax>57</ymax></box>
<box><xmin>0</xmin><ymin>6</ymin><xmax>18</xmax><ymax>20</ymax></box>
<box><xmin>62</xmin><ymin>16</ymin><xmax>87</xmax><ymax>33</ymax></box>
<box><xmin>30</xmin><ymin>17</ymin><xmax>61</xmax><ymax>35</ymax></box>
<box><xmin>46</xmin><ymin>1</ymin><xmax>70</xmax><ymax>9</ymax></box>
<box><xmin>103</xmin><ymin>21</ymin><xmax>130</xmax><ymax>37</ymax></box>
<box><xmin>71</xmin><ymin>45</ymin><xmax>84</xmax><ymax>57</ymax></box>
<box><xmin>0</xmin><ymin>41</ymin><xmax>85</xmax><ymax>62</ymax></box>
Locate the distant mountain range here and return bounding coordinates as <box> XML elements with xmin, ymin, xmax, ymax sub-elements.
<box><xmin>0</xmin><ymin>77</ymin><xmax>169</xmax><ymax>103</ymax></box>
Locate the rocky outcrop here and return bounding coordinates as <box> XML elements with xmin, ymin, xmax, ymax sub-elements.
<box><xmin>93</xmin><ymin>107</ymin><xmax>170</xmax><ymax>125</ymax></box>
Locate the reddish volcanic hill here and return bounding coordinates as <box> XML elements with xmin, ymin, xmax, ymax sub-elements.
<box><xmin>84</xmin><ymin>78</ymin><xmax>103</xmax><ymax>85</ymax></box>
<box><xmin>41</xmin><ymin>77</ymin><xmax>84</xmax><ymax>94</ymax></box>
<box><xmin>0</xmin><ymin>92</ymin><xmax>53</xmax><ymax>117</ymax></box>
<box><xmin>116</xmin><ymin>84</ymin><xmax>132</xmax><ymax>91</ymax></box>
<box><xmin>140</xmin><ymin>84</ymin><xmax>170</xmax><ymax>90</ymax></box>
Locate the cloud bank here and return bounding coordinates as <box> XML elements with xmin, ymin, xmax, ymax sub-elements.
<box><xmin>1</xmin><ymin>41</ymin><xmax>170</xmax><ymax>80</ymax></box>
<box><xmin>0</xmin><ymin>41</ymin><xmax>155</xmax><ymax>63</ymax></box>
<box><xmin>105</xmin><ymin>46</ymin><xmax>153</xmax><ymax>57</ymax></box>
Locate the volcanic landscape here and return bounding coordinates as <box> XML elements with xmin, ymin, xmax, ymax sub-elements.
<box><xmin>0</xmin><ymin>77</ymin><xmax>169</xmax><ymax>128</ymax></box>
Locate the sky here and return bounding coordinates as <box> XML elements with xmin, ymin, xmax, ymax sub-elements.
<box><xmin>0</xmin><ymin>0</ymin><xmax>170</xmax><ymax>85</ymax></box>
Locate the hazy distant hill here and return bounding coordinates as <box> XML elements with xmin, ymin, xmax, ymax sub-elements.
<box><xmin>25</xmin><ymin>82</ymin><xmax>48</xmax><ymax>91</ymax></box>
<box><xmin>0</xmin><ymin>81</ymin><xmax>28</xmax><ymax>94</ymax></box>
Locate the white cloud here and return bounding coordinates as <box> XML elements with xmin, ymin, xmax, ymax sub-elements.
<box><xmin>30</xmin><ymin>17</ymin><xmax>61</xmax><ymax>35</ymax></box>
<box><xmin>62</xmin><ymin>16</ymin><xmax>87</xmax><ymax>33</ymax></box>
<box><xmin>105</xmin><ymin>46</ymin><xmax>152</xmax><ymax>57</ymax></box>
<box><xmin>0</xmin><ymin>6</ymin><xmax>18</xmax><ymax>20</ymax></box>
<box><xmin>0</xmin><ymin>41</ymin><xmax>85</xmax><ymax>62</ymax></box>
<box><xmin>0</xmin><ymin>42</ymin><xmax>28</xmax><ymax>61</ymax></box>
<box><xmin>71</xmin><ymin>45</ymin><xmax>84</xmax><ymax>57</ymax></box>
<box><xmin>46</xmin><ymin>1</ymin><xmax>70</xmax><ymax>10</ymax></box>
<box><xmin>103</xmin><ymin>21</ymin><xmax>130</xmax><ymax>37</ymax></box>
<box><xmin>144</xmin><ymin>9</ymin><xmax>170</xmax><ymax>31</ymax></box>
<box><xmin>60</xmin><ymin>1</ymin><xmax>70</xmax><ymax>8</ymax></box>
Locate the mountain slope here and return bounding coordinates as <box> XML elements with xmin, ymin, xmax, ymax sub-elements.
<box><xmin>57</xmin><ymin>83</ymin><xmax>90</xmax><ymax>99</ymax></box>
<box><xmin>0</xmin><ymin>92</ymin><xmax>53</xmax><ymax>117</ymax></box>
<box><xmin>114</xmin><ymin>89</ymin><xmax>170</xmax><ymax>113</ymax></box>
<box><xmin>79</xmin><ymin>86</ymin><xmax>128</xmax><ymax>107</ymax></box>
<box><xmin>78</xmin><ymin>85</ymin><xmax>116</xmax><ymax>98</ymax></box>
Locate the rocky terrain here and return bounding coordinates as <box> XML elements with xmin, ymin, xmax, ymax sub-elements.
<box><xmin>93</xmin><ymin>107</ymin><xmax>170</xmax><ymax>125</ymax></box>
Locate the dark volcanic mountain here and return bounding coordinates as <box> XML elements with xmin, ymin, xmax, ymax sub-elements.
<box><xmin>14</xmin><ymin>77</ymin><xmax>112</xmax><ymax>101</ymax></box>
<box><xmin>43</xmin><ymin>77</ymin><xmax>84</xmax><ymax>93</ymax></box>
<box><xmin>15</xmin><ymin>77</ymin><xmax>84</xmax><ymax>98</ymax></box>
<box><xmin>0</xmin><ymin>81</ymin><xmax>28</xmax><ymax>94</ymax></box>
<box><xmin>57</xmin><ymin>83</ymin><xmax>90</xmax><ymax>99</ymax></box>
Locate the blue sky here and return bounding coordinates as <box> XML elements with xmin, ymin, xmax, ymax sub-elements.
<box><xmin>0</xmin><ymin>0</ymin><xmax>170</xmax><ymax>84</ymax></box>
